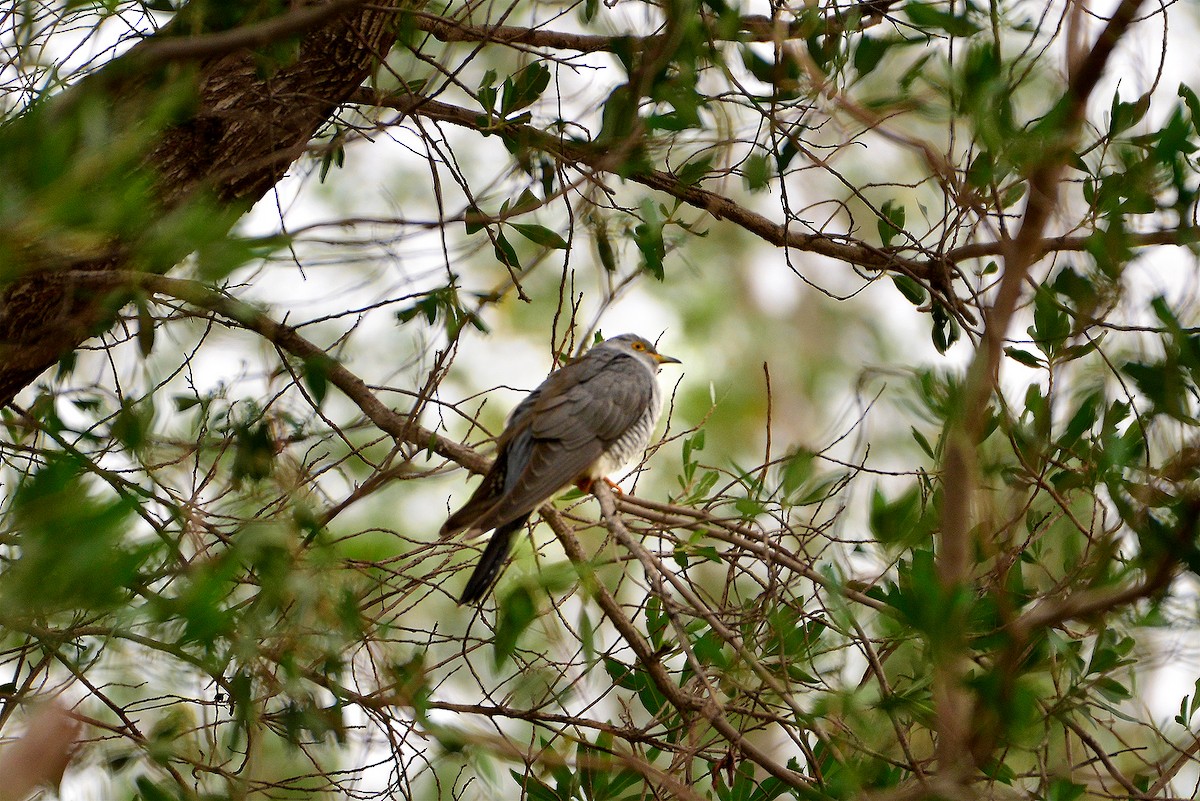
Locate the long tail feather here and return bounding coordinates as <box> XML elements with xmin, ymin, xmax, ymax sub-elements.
<box><xmin>458</xmin><ymin>514</ymin><xmax>530</xmax><ymax>605</ymax></box>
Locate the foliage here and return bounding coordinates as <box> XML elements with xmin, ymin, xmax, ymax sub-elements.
<box><xmin>1</xmin><ymin>1</ymin><xmax>1200</xmax><ymax>800</ymax></box>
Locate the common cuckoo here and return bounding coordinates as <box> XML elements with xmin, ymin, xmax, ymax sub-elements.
<box><xmin>442</xmin><ymin>334</ymin><xmax>681</xmax><ymax>604</ymax></box>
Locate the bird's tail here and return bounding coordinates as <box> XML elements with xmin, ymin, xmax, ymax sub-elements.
<box><xmin>458</xmin><ymin>514</ymin><xmax>530</xmax><ymax>605</ymax></box>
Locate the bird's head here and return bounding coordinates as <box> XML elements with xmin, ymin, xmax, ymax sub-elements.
<box><xmin>599</xmin><ymin>333</ymin><xmax>682</xmax><ymax>371</ymax></box>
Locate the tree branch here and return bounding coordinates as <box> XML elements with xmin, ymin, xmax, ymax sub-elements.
<box><xmin>131</xmin><ymin>0</ymin><xmax>374</xmax><ymax>66</ymax></box>
<box><xmin>60</xmin><ymin>271</ymin><xmax>485</xmax><ymax>474</ymax></box>
<box><xmin>0</xmin><ymin>0</ymin><xmax>404</xmax><ymax>406</ymax></box>
<box><xmin>408</xmin><ymin>4</ymin><xmax>896</xmax><ymax>54</ymax></box>
<box><xmin>546</xmin><ymin>501</ymin><xmax>820</xmax><ymax>795</ymax></box>
<box><xmin>353</xmin><ymin>88</ymin><xmax>939</xmax><ymax>280</ymax></box>
<box><xmin>935</xmin><ymin>0</ymin><xmax>1148</xmax><ymax>780</ymax></box>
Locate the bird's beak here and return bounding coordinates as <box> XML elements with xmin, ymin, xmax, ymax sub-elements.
<box><xmin>654</xmin><ymin>352</ymin><xmax>682</xmax><ymax>365</ymax></box>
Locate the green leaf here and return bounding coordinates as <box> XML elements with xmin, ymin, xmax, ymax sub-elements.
<box><xmin>735</xmin><ymin>496</ymin><xmax>764</xmax><ymax>519</ymax></box>
<box><xmin>1031</xmin><ymin>285</ymin><xmax>1071</xmax><ymax>354</ymax></box>
<box><xmin>910</xmin><ymin>427</ymin><xmax>935</xmax><ymax>459</ymax></box>
<box><xmin>233</xmin><ymin>423</ymin><xmax>275</xmax><ymax>482</ymax></box>
<box><xmin>854</xmin><ymin>35</ymin><xmax>894</xmax><ymax>76</ymax></box>
<box><xmin>1001</xmin><ymin>181</ymin><xmax>1028</xmax><ymax>207</ymax></box>
<box><xmin>595</xmin><ymin>226</ymin><xmax>617</xmax><ymax>272</ymax></box>
<box><xmin>676</xmin><ymin>155</ymin><xmax>714</xmax><ymax>187</ymax></box>
<box><xmin>604</xmin><ymin>658</ymin><xmax>668</xmax><ymax>717</ymax></box>
<box><xmin>494</xmin><ymin>585</ymin><xmax>538</xmax><ymax>667</ymax></box>
<box><xmin>905</xmin><ymin>2</ymin><xmax>982</xmax><ymax>37</ymax></box>
<box><xmin>318</xmin><ymin>141</ymin><xmax>345</xmax><ymax>183</ymax></box>
<box><xmin>877</xmin><ymin>199</ymin><xmax>906</xmax><ymax>246</ymax></box>
<box><xmin>477</xmin><ymin>69</ymin><xmax>498</xmax><ymax>113</ymax></box>
<box><xmin>111</xmin><ymin>399</ymin><xmax>152</xmax><ymax>453</ymax></box>
<box><xmin>464</xmin><ymin>205</ymin><xmax>487</xmax><ymax>234</ymax></box>
<box><xmin>1179</xmin><ymin>83</ymin><xmax>1200</xmax><ymax>135</ymax></box>
<box><xmin>493</xmin><ymin>231</ymin><xmax>521</xmax><ymax>269</ymax></box>
<box><xmin>1124</xmin><ymin>359</ymin><xmax>1193</xmax><ymax>420</ymax></box>
<box><xmin>1059</xmin><ymin>392</ymin><xmax>1100</xmax><ymax>449</ymax></box>
<box><xmin>791</xmin><ymin>471</ymin><xmax>849</xmax><ymax>506</ymax></box>
<box><xmin>302</xmin><ymin>354</ymin><xmax>331</xmax><ymax>407</ymax></box>
<box><xmin>511</xmin><ymin>222</ymin><xmax>568</xmax><ymax>249</ymax></box>
<box><xmin>645</xmin><ymin>594</ymin><xmax>669</xmax><ymax>650</ymax></box>
<box><xmin>742</xmin><ymin>153</ymin><xmax>772</xmax><ymax>191</ymax></box>
<box><xmin>597</xmin><ymin>85</ymin><xmax>638</xmax><ymax>145</ymax></box>
<box><xmin>136</xmin><ymin>297</ymin><xmax>155</xmax><ymax>357</ymax></box>
<box><xmin>892</xmin><ymin>275</ymin><xmax>926</xmax><ymax>305</ymax></box>
<box><xmin>1046</xmin><ymin>779</ymin><xmax>1086</xmax><ymax>801</ymax></box>
<box><xmin>683</xmin><ymin>469</ymin><xmax>720</xmax><ymax>504</ymax></box>
<box><xmin>779</xmin><ymin>448</ymin><xmax>813</xmax><ymax>495</ymax></box>
<box><xmin>634</xmin><ymin>199</ymin><xmax>666</xmax><ymax>280</ymax></box>
<box><xmin>1108</xmin><ymin>92</ymin><xmax>1150</xmax><ymax>136</ymax></box>
<box><xmin>501</xmin><ymin>63</ymin><xmax>552</xmax><ymax>116</ymax></box>
<box><xmin>5</xmin><ymin>454</ymin><xmax>151</xmax><ymax>614</ymax></box>
<box><xmin>1004</xmin><ymin>347</ymin><xmax>1042</xmax><ymax>368</ymax></box>
<box><xmin>647</xmin><ymin>112</ymin><xmax>697</xmax><ymax>132</ymax></box>
<box><xmin>931</xmin><ymin>302</ymin><xmax>960</xmax><ymax>354</ymax></box>
<box><xmin>966</xmin><ymin>151</ymin><xmax>995</xmax><ymax>187</ymax></box>
<box><xmin>1094</xmin><ymin>676</ymin><xmax>1132</xmax><ymax>702</ymax></box>
<box><xmin>513</xmin><ymin>771</ymin><xmax>561</xmax><ymax>801</ymax></box>
<box><xmin>870</xmin><ymin>484</ymin><xmax>927</xmax><ymax>547</ymax></box>
<box><xmin>135</xmin><ymin>777</ymin><xmax>176</xmax><ymax>801</ymax></box>
<box><xmin>740</xmin><ymin>46</ymin><xmax>781</xmax><ymax>85</ymax></box>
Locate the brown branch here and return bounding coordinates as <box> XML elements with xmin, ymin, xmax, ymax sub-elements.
<box><xmin>943</xmin><ymin>227</ymin><xmax>1200</xmax><ymax>264</ymax></box>
<box><xmin>408</xmin><ymin>4</ymin><xmax>895</xmax><ymax>54</ymax></box>
<box><xmin>1147</xmin><ymin>733</ymin><xmax>1200</xmax><ymax>797</ymax></box>
<box><xmin>971</xmin><ymin>0</ymin><xmax>1147</xmax><ymax>420</ymax></box>
<box><xmin>594</xmin><ymin>483</ymin><xmax>832</xmax><ymax>769</ymax></box>
<box><xmin>359</xmin><ymin>88</ymin><xmax>1200</xmax><ymax>310</ymax></box>
<box><xmin>68</xmin><ymin>270</ymin><xmax>892</xmax><ymax>633</ymax></box>
<box><xmin>935</xmin><ymin>0</ymin><xmax>1148</xmax><ymax>781</ymax></box>
<box><xmin>613</xmin><ymin>493</ymin><xmax>889</xmax><ymax>612</ymax></box>
<box><xmin>131</xmin><ymin>0</ymin><xmax>373</xmax><ymax>66</ymax></box>
<box><xmin>0</xmin><ymin>0</ymin><xmax>405</xmax><ymax>406</ymax></box>
<box><xmin>544</xmin><ymin>503</ymin><xmax>818</xmax><ymax>794</ymax></box>
<box><xmin>352</xmin><ymin>88</ymin><xmax>935</xmax><ymax>279</ymax></box>
<box><xmin>307</xmin><ymin>669</ymin><xmax>713</xmax><ymax>801</ymax></box>
<box><xmin>1010</xmin><ymin>553</ymin><xmax>1176</xmax><ymax>637</ymax></box>
<box><xmin>61</xmin><ymin>271</ymin><xmax>485</xmax><ymax>474</ymax></box>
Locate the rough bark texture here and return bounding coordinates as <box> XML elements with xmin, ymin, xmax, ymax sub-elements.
<box><xmin>0</xmin><ymin>1</ymin><xmax>402</xmax><ymax>404</ymax></box>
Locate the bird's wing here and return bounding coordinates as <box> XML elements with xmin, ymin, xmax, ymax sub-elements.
<box><xmin>438</xmin><ymin>452</ymin><xmax>509</xmax><ymax>538</ymax></box>
<box><xmin>469</xmin><ymin>353</ymin><xmax>654</xmax><ymax>529</ymax></box>
<box><xmin>530</xmin><ymin>353</ymin><xmax>654</xmax><ymax>445</ymax></box>
<box><xmin>438</xmin><ymin>382</ymin><xmax>549</xmax><ymax>538</ymax></box>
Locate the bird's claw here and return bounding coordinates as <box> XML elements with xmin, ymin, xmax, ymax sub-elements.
<box><xmin>575</xmin><ymin>476</ymin><xmax>623</xmax><ymax>494</ymax></box>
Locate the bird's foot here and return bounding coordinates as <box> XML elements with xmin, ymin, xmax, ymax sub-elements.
<box><xmin>577</xmin><ymin>476</ymin><xmax>622</xmax><ymax>494</ymax></box>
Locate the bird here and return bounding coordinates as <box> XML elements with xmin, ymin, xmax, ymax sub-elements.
<box><xmin>441</xmin><ymin>333</ymin><xmax>682</xmax><ymax>605</ymax></box>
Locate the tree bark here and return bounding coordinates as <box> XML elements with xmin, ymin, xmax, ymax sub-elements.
<box><xmin>0</xmin><ymin>1</ymin><xmax>402</xmax><ymax>404</ymax></box>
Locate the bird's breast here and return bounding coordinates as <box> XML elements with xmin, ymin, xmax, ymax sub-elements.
<box><xmin>589</xmin><ymin>383</ymin><xmax>663</xmax><ymax>478</ymax></box>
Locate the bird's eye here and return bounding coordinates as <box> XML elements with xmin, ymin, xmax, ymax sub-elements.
<box><xmin>631</xmin><ymin>341</ymin><xmax>646</xmax><ymax>351</ymax></box>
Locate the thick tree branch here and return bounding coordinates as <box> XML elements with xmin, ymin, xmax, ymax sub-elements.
<box><xmin>0</xmin><ymin>0</ymin><xmax>405</xmax><ymax>405</ymax></box>
<box><xmin>935</xmin><ymin>0</ymin><xmax>1148</xmax><ymax>780</ymax></box>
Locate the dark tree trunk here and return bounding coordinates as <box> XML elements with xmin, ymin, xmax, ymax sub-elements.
<box><xmin>0</xmin><ymin>1</ymin><xmax>402</xmax><ymax>404</ymax></box>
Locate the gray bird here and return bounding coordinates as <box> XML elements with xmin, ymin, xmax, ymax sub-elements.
<box><xmin>442</xmin><ymin>334</ymin><xmax>681</xmax><ymax>604</ymax></box>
